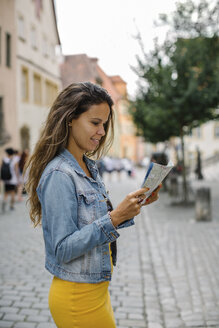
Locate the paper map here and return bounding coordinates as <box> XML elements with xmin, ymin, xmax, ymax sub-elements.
<box><xmin>141</xmin><ymin>160</ymin><xmax>174</xmax><ymax>198</ymax></box>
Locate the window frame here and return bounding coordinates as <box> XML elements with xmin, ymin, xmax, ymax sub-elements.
<box><xmin>18</xmin><ymin>15</ymin><xmax>26</xmax><ymax>42</ymax></box>
<box><xmin>214</xmin><ymin>123</ymin><xmax>219</xmax><ymax>138</ymax></box>
<box><xmin>6</xmin><ymin>32</ymin><xmax>11</xmax><ymax>68</ymax></box>
<box><xmin>33</xmin><ymin>73</ymin><xmax>42</xmax><ymax>105</ymax></box>
<box><xmin>21</xmin><ymin>66</ymin><xmax>29</xmax><ymax>102</ymax></box>
<box><xmin>0</xmin><ymin>27</ymin><xmax>1</xmax><ymax>65</ymax></box>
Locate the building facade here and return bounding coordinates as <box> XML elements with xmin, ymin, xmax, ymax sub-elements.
<box><xmin>0</xmin><ymin>0</ymin><xmax>17</xmax><ymax>151</ymax></box>
<box><xmin>109</xmin><ymin>75</ymin><xmax>140</xmax><ymax>161</ymax></box>
<box><xmin>155</xmin><ymin>120</ymin><xmax>219</xmax><ymax>168</ymax></box>
<box><xmin>60</xmin><ymin>54</ymin><xmax>144</xmax><ymax>162</ymax></box>
<box><xmin>0</xmin><ymin>0</ymin><xmax>61</xmax><ymax>155</ymax></box>
<box><xmin>184</xmin><ymin>120</ymin><xmax>219</xmax><ymax>167</ymax></box>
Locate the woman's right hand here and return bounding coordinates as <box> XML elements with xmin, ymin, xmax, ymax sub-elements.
<box><xmin>110</xmin><ymin>187</ymin><xmax>149</xmax><ymax>227</ymax></box>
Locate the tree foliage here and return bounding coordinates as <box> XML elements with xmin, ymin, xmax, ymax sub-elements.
<box><xmin>131</xmin><ymin>0</ymin><xmax>219</xmax><ymax>144</ymax></box>
<box><xmin>131</xmin><ymin>0</ymin><xmax>219</xmax><ymax>203</ymax></box>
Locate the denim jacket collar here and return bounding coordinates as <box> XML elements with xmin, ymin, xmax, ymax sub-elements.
<box><xmin>58</xmin><ymin>148</ymin><xmax>98</xmax><ymax>180</ymax></box>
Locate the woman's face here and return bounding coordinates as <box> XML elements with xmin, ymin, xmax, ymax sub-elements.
<box><xmin>67</xmin><ymin>102</ymin><xmax>110</xmax><ymax>158</ymax></box>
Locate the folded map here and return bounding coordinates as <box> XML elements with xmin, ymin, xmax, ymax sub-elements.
<box><xmin>141</xmin><ymin>160</ymin><xmax>174</xmax><ymax>199</ymax></box>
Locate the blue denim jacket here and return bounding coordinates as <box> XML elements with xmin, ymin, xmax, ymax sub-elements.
<box><xmin>37</xmin><ymin>149</ymin><xmax>134</xmax><ymax>283</ymax></box>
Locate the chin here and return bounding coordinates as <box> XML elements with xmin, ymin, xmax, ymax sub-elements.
<box><xmin>85</xmin><ymin>146</ymin><xmax>97</xmax><ymax>153</ymax></box>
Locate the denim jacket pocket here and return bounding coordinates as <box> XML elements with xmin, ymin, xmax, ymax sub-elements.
<box><xmin>78</xmin><ymin>192</ymin><xmax>97</xmax><ymax>226</ymax></box>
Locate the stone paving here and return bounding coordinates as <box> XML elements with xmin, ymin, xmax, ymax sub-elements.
<box><xmin>0</xmin><ymin>169</ymin><xmax>219</xmax><ymax>328</ymax></box>
<box><xmin>108</xmin><ymin>170</ymin><xmax>219</xmax><ymax>328</ymax></box>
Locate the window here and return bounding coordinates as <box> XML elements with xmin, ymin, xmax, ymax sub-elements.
<box><xmin>30</xmin><ymin>26</ymin><xmax>37</xmax><ymax>49</ymax></box>
<box><xmin>33</xmin><ymin>74</ymin><xmax>42</xmax><ymax>104</ymax></box>
<box><xmin>18</xmin><ymin>16</ymin><xmax>25</xmax><ymax>41</ymax></box>
<box><xmin>6</xmin><ymin>33</ymin><xmax>11</xmax><ymax>67</ymax></box>
<box><xmin>214</xmin><ymin>124</ymin><xmax>219</xmax><ymax>138</ymax></box>
<box><xmin>21</xmin><ymin>67</ymin><xmax>29</xmax><ymax>102</ymax></box>
<box><xmin>192</xmin><ymin>126</ymin><xmax>202</xmax><ymax>138</ymax></box>
<box><xmin>0</xmin><ymin>27</ymin><xmax>1</xmax><ymax>64</ymax></box>
<box><xmin>0</xmin><ymin>97</ymin><xmax>3</xmax><ymax>135</ymax></box>
<box><xmin>196</xmin><ymin>127</ymin><xmax>202</xmax><ymax>138</ymax></box>
<box><xmin>33</xmin><ymin>0</ymin><xmax>43</xmax><ymax>19</ymax></box>
<box><xmin>45</xmin><ymin>80</ymin><xmax>58</xmax><ymax>105</ymax></box>
<box><xmin>0</xmin><ymin>97</ymin><xmax>10</xmax><ymax>144</ymax></box>
<box><xmin>20</xmin><ymin>125</ymin><xmax>30</xmax><ymax>150</ymax></box>
<box><xmin>95</xmin><ymin>77</ymin><xmax>103</xmax><ymax>86</ymax></box>
<box><xmin>42</xmin><ymin>37</ymin><xmax>49</xmax><ymax>57</ymax></box>
<box><xmin>121</xmin><ymin>103</ymin><xmax>128</xmax><ymax>115</ymax></box>
<box><xmin>50</xmin><ymin>43</ymin><xmax>55</xmax><ymax>60</ymax></box>
<box><xmin>122</xmin><ymin>121</ymin><xmax>135</xmax><ymax>135</ymax></box>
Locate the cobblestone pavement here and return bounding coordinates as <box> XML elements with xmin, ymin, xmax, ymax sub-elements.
<box><xmin>0</xmin><ymin>169</ymin><xmax>219</xmax><ymax>328</ymax></box>
<box><xmin>108</xmin><ymin>170</ymin><xmax>219</xmax><ymax>328</ymax></box>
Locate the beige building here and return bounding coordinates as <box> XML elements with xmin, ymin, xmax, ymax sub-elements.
<box><xmin>0</xmin><ymin>0</ymin><xmax>17</xmax><ymax>151</ymax></box>
<box><xmin>185</xmin><ymin>120</ymin><xmax>219</xmax><ymax>165</ymax></box>
<box><xmin>154</xmin><ymin>120</ymin><xmax>219</xmax><ymax>167</ymax></box>
<box><xmin>0</xmin><ymin>0</ymin><xmax>61</xmax><ymax>154</ymax></box>
<box><xmin>109</xmin><ymin>75</ymin><xmax>140</xmax><ymax>161</ymax></box>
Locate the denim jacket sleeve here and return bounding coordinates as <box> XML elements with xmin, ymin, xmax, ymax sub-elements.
<box><xmin>37</xmin><ymin>170</ymin><xmax>120</xmax><ymax>264</ymax></box>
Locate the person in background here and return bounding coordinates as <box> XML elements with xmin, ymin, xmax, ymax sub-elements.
<box><xmin>113</xmin><ymin>157</ymin><xmax>124</xmax><ymax>180</ymax></box>
<box><xmin>17</xmin><ymin>149</ymin><xmax>29</xmax><ymax>201</ymax></box>
<box><xmin>102</xmin><ymin>156</ymin><xmax>114</xmax><ymax>181</ymax></box>
<box><xmin>1</xmin><ymin>148</ymin><xmax>19</xmax><ymax>212</ymax></box>
<box><xmin>195</xmin><ymin>147</ymin><xmax>204</xmax><ymax>180</ymax></box>
<box><xmin>24</xmin><ymin>82</ymin><xmax>161</xmax><ymax>328</ymax></box>
<box><xmin>121</xmin><ymin>157</ymin><xmax>134</xmax><ymax>177</ymax></box>
<box><xmin>13</xmin><ymin>150</ymin><xmax>21</xmax><ymax>200</ymax></box>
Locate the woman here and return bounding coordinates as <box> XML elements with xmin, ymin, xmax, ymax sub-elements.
<box><xmin>25</xmin><ymin>82</ymin><xmax>161</xmax><ymax>328</ymax></box>
<box><xmin>1</xmin><ymin>148</ymin><xmax>19</xmax><ymax>212</ymax></box>
<box><xmin>17</xmin><ymin>149</ymin><xmax>29</xmax><ymax>201</ymax></box>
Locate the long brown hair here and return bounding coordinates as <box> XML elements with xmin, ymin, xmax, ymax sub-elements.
<box><xmin>25</xmin><ymin>82</ymin><xmax>114</xmax><ymax>226</ymax></box>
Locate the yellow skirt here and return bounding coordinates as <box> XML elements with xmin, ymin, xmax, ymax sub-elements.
<box><xmin>49</xmin><ymin>247</ymin><xmax>116</xmax><ymax>328</ymax></box>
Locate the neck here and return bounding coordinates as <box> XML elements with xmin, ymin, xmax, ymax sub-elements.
<box><xmin>67</xmin><ymin>143</ymin><xmax>84</xmax><ymax>164</ymax></box>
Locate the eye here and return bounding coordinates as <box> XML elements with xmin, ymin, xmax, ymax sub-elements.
<box><xmin>92</xmin><ymin>122</ymin><xmax>99</xmax><ymax>126</ymax></box>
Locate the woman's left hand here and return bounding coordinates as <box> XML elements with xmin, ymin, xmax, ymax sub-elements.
<box><xmin>139</xmin><ymin>184</ymin><xmax>162</xmax><ymax>206</ymax></box>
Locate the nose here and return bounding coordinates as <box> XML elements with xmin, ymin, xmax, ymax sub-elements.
<box><xmin>97</xmin><ymin>124</ymin><xmax>105</xmax><ymax>136</ymax></box>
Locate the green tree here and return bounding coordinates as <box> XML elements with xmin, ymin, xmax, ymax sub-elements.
<box><xmin>131</xmin><ymin>0</ymin><xmax>219</xmax><ymax>203</ymax></box>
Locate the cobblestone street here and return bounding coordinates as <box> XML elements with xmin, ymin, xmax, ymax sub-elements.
<box><xmin>0</xmin><ymin>169</ymin><xmax>219</xmax><ymax>328</ymax></box>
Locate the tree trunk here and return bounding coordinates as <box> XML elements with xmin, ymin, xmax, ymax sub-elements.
<box><xmin>180</xmin><ymin>129</ymin><xmax>188</xmax><ymax>203</ymax></box>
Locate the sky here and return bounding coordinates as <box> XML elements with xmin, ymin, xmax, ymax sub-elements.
<box><xmin>54</xmin><ymin>0</ymin><xmax>178</xmax><ymax>97</ymax></box>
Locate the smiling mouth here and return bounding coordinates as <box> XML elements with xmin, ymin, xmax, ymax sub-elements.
<box><xmin>91</xmin><ymin>138</ymin><xmax>100</xmax><ymax>145</ymax></box>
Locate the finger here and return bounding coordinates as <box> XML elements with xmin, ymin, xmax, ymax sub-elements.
<box><xmin>151</xmin><ymin>196</ymin><xmax>159</xmax><ymax>204</ymax></box>
<box><xmin>129</xmin><ymin>187</ymin><xmax>150</xmax><ymax>198</ymax></box>
<box><xmin>156</xmin><ymin>184</ymin><xmax>162</xmax><ymax>191</ymax></box>
<box><xmin>137</xmin><ymin>195</ymin><xmax>147</xmax><ymax>203</ymax></box>
<box><xmin>145</xmin><ymin>194</ymin><xmax>159</xmax><ymax>205</ymax></box>
<box><xmin>153</xmin><ymin>184</ymin><xmax>162</xmax><ymax>192</ymax></box>
<box><xmin>152</xmin><ymin>186</ymin><xmax>162</xmax><ymax>196</ymax></box>
<box><xmin>136</xmin><ymin>192</ymin><xmax>146</xmax><ymax>200</ymax></box>
<box><xmin>137</xmin><ymin>194</ymin><xmax>147</xmax><ymax>199</ymax></box>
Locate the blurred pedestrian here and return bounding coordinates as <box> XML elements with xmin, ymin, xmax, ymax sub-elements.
<box><xmin>13</xmin><ymin>149</ymin><xmax>21</xmax><ymax>200</ymax></box>
<box><xmin>1</xmin><ymin>148</ymin><xmax>19</xmax><ymax>212</ymax></box>
<box><xmin>195</xmin><ymin>147</ymin><xmax>203</xmax><ymax>180</ymax></box>
<box><xmin>17</xmin><ymin>149</ymin><xmax>29</xmax><ymax>201</ymax></box>
<box><xmin>103</xmin><ymin>156</ymin><xmax>114</xmax><ymax>180</ymax></box>
<box><xmin>121</xmin><ymin>157</ymin><xmax>134</xmax><ymax>177</ymax></box>
<box><xmin>25</xmin><ymin>82</ymin><xmax>161</xmax><ymax>328</ymax></box>
<box><xmin>113</xmin><ymin>157</ymin><xmax>124</xmax><ymax>180</ymax></box>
